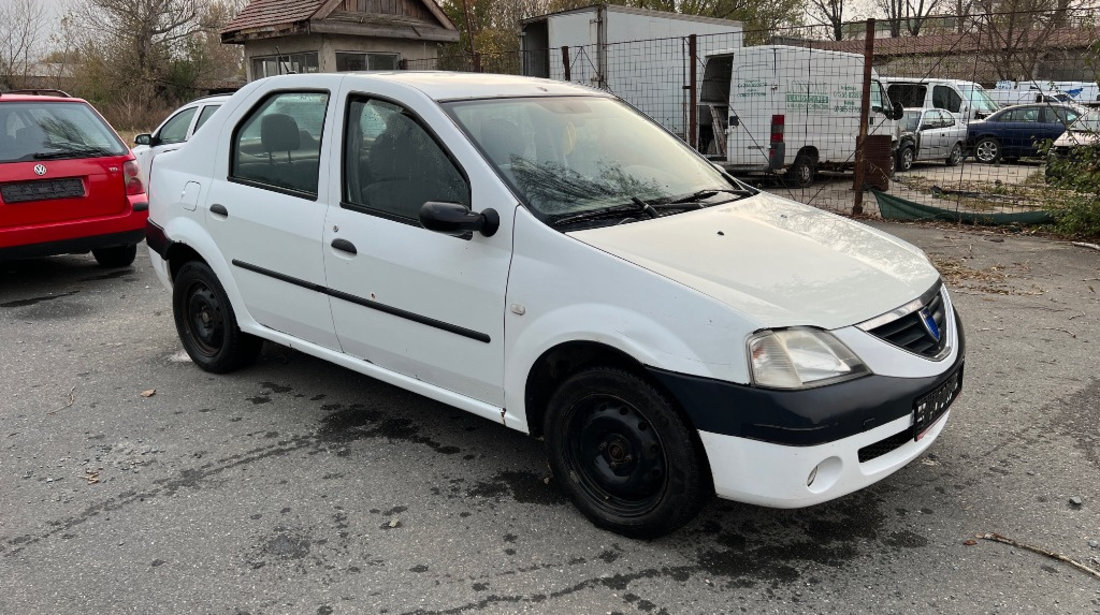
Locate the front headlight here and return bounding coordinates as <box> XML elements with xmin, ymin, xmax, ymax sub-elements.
<box><xmin>748</xmin><ymin>327</ymin><xmax>870</xmax><ymax>389</ymax></box>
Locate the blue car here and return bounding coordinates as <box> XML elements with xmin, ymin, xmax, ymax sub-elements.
<box><xmin>967</xmin><ymin>103</ymin><xmax>1083</xmax><ymax>163</ymax></box>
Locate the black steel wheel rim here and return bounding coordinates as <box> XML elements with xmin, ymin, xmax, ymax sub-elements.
<box><xmin>564</xmin><ymin>395</ymin><xmax>667</xmax><ymax>517</ymax></box>
<box><xmin>184</xmin><ymin>281</ymin><xmax>224</xmax><ymax>356</ymax></box>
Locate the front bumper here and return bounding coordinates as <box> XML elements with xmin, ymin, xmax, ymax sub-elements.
<box><xmin>648</xmin><ymin>309</ymin><xmax>965</xmax><ymax>508</ymax></box>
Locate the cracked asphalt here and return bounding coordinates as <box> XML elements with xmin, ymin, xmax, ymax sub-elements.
<box><xmin>2</xmin><ymin>222</ymin><xmax>1098</xmax><ymax>614</ymax></box>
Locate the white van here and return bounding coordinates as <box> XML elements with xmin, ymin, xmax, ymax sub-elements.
<box><xmin>884</xmin><ymin>77</ymin><xmax>998</xmax><ymax>121</ymax></box>
<box><xmin>990</xmin><ymin>80</ymin><xmax>1074</xmax><ymax>106</ymax></box>
<box><xmin>698</xmin><ymin>45</ymin><xmax>902</xmax><ymax>187</ymax></box>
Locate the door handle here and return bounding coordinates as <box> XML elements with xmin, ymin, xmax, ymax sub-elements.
<box><xmin>331</xmin><ymin>238</ymin><xmax>357</xmax><ymax>255</ymax></box>
<box><xmin>210</xmin><ymin>203</ymin><xmax>228</xmax><ymax>217</ymax></box>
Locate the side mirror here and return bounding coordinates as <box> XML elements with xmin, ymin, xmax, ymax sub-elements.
<box><xmin>890</xmin><ymin>101</ymin><xmax>905</xmax><ymax>120</ymax></box>
<box><xmin>420</xmin><ymin>201</ymin><xmax>499</xmax><ymax>238</ymax></box>
<box><xmin>134</xmin><ymin>133</ymin><xmax>153</xmax><ymax>146</ymax></box>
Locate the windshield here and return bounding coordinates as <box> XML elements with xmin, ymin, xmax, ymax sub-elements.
<box><xmin>901</xmin><ymin>110</ymin><xmax>921</xmax><ymax>132</ymax></box>
<box><xmin>1069</xmin><ymin>112</ymin><xmax>1100</xmax><ymax>132</ymax></box>
<box><xmin>0</xmin><ymin>101</ymin><xmax>127</xmax><ymax>163</ymax></box>
<box><xmin>444</xmin><ymin>96</ymin><xmax>741</xmax><ymax>225</ymax></box>
<box><xmin>959</xmin><ymin>85</ymin><xmax>998</xmax><ymax>113</ymax></box>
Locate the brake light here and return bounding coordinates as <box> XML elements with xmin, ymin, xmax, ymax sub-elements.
<box><xmin>123</xmin><ymin>160</ymin><xmax>144</xmax><ymax>196</ymax></box>
<box><xmin>770</xmin><ymin>114</ymin><xmax>785</xmax><ymax>143</ymax></box>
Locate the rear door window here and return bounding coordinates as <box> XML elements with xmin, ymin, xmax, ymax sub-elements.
<box><xmin>194</xmin><ymin>104</ymin><xmax>222</xmax><ymax>133</ymax></box>
<box><xmin>230</xmin><ymin>91</ymin><xmax>328</xmax><ymax>198</ymax></box>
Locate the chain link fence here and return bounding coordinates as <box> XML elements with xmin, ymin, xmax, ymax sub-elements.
<box><xmin>407</xmin><ymin>8</ymin><xmax>1100</xmax><ymax>229</ymax></box>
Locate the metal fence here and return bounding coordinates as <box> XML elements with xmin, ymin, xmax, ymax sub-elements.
<box><xmin>407</xmin><ymin>8</ymin><xmax>1100</xmax><ymax>225</ymax></box>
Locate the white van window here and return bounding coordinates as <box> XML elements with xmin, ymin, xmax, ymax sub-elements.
<box><xmin>933</xmin><ymin>86</ymin><xmax>963</xmax><ymax>113</ymax></box>
<box><xmin>888</xmin><ymin>84</ymin><xmax>927</xmax><ymax>108</ymax></box>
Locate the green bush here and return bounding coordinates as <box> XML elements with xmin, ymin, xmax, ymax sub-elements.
<box><xmin>1044</xmin><ymin>141</ymin><xmax>1100</xmax><ymax>238</ymax></box>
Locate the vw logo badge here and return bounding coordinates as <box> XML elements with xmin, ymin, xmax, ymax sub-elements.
<box><xmin>33</xmin><ymin>164</ymin><xmax>47</xmax><ymax>176</ymax></box>
<box><xmin>918</xmin><ymin>307</ymin><xmax>941</xmax><ymax>342</ymax></box>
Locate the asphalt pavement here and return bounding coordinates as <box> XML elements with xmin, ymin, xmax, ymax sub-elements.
<box><xmin>2</xmin><ymin>222</ymin><xmax>1098</xmax><ymax>614</ymax></box>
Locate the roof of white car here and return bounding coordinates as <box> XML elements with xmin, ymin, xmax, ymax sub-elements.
<box><xmin>255</xmin><ymin>71</ymin><xmax>611</xmax><ymax>102</ymax></box>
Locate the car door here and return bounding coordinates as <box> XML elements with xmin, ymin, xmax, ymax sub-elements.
<box><xmin>1005</xmin><ymin>106</ymin><xmax>1041</xmax><ymax>155</ymax></box>
<box><xmin>1038</xmin><ymin>106</ymin><xmax>1076</xmax><ymax>148</ymax></box>
<box><xmin>135</xmin><ymin>104</ymin><xmax>198</xmax><ymax>184</ymax></box>
<box><xmin>918</xmin><ymin>110</ymin><xmax>946</xmax><ymax>160</ymax></box>
<box><xmin>202</xmin><ymin>88</ymin><xmax>340</xmax><ymax>350</ymax></box>
<box><xmin>321</xmin><ymin>87</ymin><xmax>512</xmax><ymax>407</ymax></box>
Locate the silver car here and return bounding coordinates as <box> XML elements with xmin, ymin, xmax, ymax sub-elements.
<box><xmin>896</xmin><ymin>108</ymin><xmax>967</xmax><ymax>171</ymax></box>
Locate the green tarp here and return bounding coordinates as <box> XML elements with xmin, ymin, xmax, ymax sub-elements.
<box><xmin>872</xmin><ymin>189</ymin><xmax>1056</xmax><ymax>225</ymax></box>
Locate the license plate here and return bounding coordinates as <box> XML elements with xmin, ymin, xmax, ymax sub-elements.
<box><xmin>913</xmin><ymin>364</ymin><xmax>963</xmax><ymax>440</ymax></box>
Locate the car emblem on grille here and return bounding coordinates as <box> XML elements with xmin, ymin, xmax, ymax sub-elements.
<box><xmin>919</xmin><ymin>307</ymin><xmax>941</xmax><ymax>342</ymax></box>
<box><xmin>33</xmin><ymin>164</ymin><xmax>47</xmax><ymax>176</ymax></box>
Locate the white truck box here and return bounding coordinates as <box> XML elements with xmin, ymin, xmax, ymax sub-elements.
<box><xmin>698</xmin><ymin>45</ymin><xmax>901</xmax><ymax>186</ymax></box>
<box><xmin>521</xmin><ymin>4</ymin><xmax>742</xmax><ymax>137</ymax></box>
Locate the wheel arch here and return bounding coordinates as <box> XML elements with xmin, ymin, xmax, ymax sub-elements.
<box><xmin>524</xmin><ymin>341</ymin><xmax>661</xmax><ymax>439</ymax></box>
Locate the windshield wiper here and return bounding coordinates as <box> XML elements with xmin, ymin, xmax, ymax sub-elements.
<box><xmin>33</xmin><ymin>145</ymin><xmax>114</xmax><ymax>160</ymax></box>
<box><xmin>551</xmin><ymin>197</ymin><xmax>700</xmax><ymax>228</ymax></box>
<box><xmin>667</xmin><ymin>187</ymin><xmax>755</xmax><ymax>204</ymax></box>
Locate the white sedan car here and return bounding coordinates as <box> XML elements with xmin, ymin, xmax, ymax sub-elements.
<box><xmin>145</xmin><ymin>73</ymin><xmax>964</xmax><ymax>537</ymax></box>
<box><xmin>132</xmin><ymin>94</ymin><xmax>229</xmax><ymax>184</ymax></box>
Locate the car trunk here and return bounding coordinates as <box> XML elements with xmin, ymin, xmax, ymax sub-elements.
<box><xmin>0</xmin><ymin>157</ymin><xmax>129</xmax><ymax>229</ymax></box>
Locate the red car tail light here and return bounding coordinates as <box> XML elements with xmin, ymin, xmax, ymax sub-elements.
<box><xmin>123</xmin><ymin>160</ymin><xmax>144</xmax><ymax>196</ymax></box>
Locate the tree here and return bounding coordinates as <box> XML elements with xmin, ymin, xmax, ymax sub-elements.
<box><xmin>874</xmin><ymin>0</ymin><xmax>945</xmax><ymax>37</ymax></box>
<box><xmin>0</xmin><ymin>0</ymin><xmax>48</xmax><ymax>89</ymax></box>
<box><xmin>807</xmin><ymin>0</ymin><xmax>846</xmax><ymax>41</ymax></box>
<box><xmin>974</xmin><ymin>0</ymin><xmax>1078</xmax><ymax>80</ymax></box>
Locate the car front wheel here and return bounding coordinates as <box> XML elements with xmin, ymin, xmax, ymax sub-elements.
<box><xmin>172</xmin><ymin>261</ymin><xmax>262</xmax><ymax>373</ymax></box>
<box><xmin>896</xmin><ymin>145</ymin><xmax>915</xmax><ymax>172</ymax></box>
<box><xmin>92</xmin><ymin>244</ymin><xmax>137</xmax><ymax>268</ymax></box>
<box><xmin>974</xmin><ymin>137</ymin><xmax>1001</xmax><ymax>163</ymax></box>
<box><xmin>544</xmin><ymin>367</ymin><xmax>710</xmax><ymax>538</ymax></box>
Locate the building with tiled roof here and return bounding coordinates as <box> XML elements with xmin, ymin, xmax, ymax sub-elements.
<box><xmin>223</xmin><ymin>0</ymin><xmax>460</xmax><ymax>81</ymax></box>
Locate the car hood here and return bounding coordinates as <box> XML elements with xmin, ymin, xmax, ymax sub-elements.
<box><xmin>1053</xmin><ymin>130</ymin><xmax>1099</xmax><ymax>147</ymax></box>
<box><xmin>570</xmin><ymin>192</ymin><xmax>940</xmax><ymax>330</ymax></box>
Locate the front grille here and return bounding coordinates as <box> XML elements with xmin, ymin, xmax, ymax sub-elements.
<box><xmin>0</xmin><ymin>177</ymin><xmax>85</xmax><ymax>203</ymax></box>
<box><xmin>867</xmin><ymin>289</ymin><xmax>947</xmax><ymax>358</ymax></box>
<box><xmin>858</xmin><ymin>429</ymin><xmax>911</xmax><ymax>463</ymax></box>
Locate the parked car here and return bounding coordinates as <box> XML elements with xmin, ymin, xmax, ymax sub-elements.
<box><xmin>967</xmin><ymin>102</ymin><xmax>1084</xmax><ymax>163</ymax></box>
<box><xmin>132</xmin><ymin>94</ymin><xmax>229</xmax><ymax>185</ymax></box>
<box><xmin>0</xmin><ymin>90</ymin><xmax>147</xmax><ymax>266</ymax></box>
<box><xmin>1046</xmin><ymin>111</ymin><xmax>1099</xmax><ymax>180</ymax></box>
<box><xmin>885</xmin><ymin>77</ymin><xmax>999</xmax><ymax>121</ymax></box>
<box><xmin>146</xmin><ymin>72</ymin><xmax>964</xmax><ymax>538</ymax></box>
<box><xmin>895</xmin><ymin>108</ymin><xmax>967</xmax><ymax>171</ymax></box>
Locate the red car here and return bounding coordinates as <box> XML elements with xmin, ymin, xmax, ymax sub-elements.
<box><xmin>0</xmin><ymin>90</ymin><xmax>147</xmax><ymax>267</ymax></box>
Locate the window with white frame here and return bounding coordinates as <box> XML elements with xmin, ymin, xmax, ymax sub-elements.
<box><xmin>251</xmin><ymin>52</ymin><xmax>320</xmax><ymax>79</ymax></box>
<box><xmin>335</xmin><ymin>52</ymin><xmax>399</xmax><ymax>72</ymax></box>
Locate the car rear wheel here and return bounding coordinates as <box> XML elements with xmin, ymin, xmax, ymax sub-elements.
<box><xmin>974</xmin><ymin>137</ymin><xmax>1001</xmax><ymax>163</ymax></box>
<box><xmin>544</xmin><ymin>367</ymin><xmax>709</xmax><ymax>538</ymax></box>
<box><xmin>946</xmin><ymin>143</ymin><xmax>963</xmax><ymax>166</ymax></box>
<box><xmin>785</xmin><ymin>154</ymin><xmax>815</xmax><ymax>188</ymax></box>
<box><xmin>173</xmin><ymin>261</ymin><xmax>262</xmax><ymax>373</ymax></box>
<box><xmin>92</xmin><ymin>244</ymin><xmax>137</xmax><ymax>268</ymax></box>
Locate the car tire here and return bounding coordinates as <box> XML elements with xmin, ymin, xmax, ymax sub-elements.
<box><xmin>785</xmin><ymin>154</ymin><xmax>815</xmax><ymax>188</ymax></box>
<box><xmin>974</xmin><ymin>137</ymin><xmax>1001</xmax><ymax>163</ymax></box>
<box><xmin>896</xmin><ymin>146</ymin><xmax>915</xmax><ymax>172</ymax></box>
<box><xmin>172</xmin><ymin>261</ymin><xmax>262</xmax><ymax>373</ymax></box>
<box><xmin>544</xmin><ymin>367</ymin><xmax>710</xmax><ymax>538</ymax></box>
<box><xmin>92</xmin><ymin>244</ymin><xmax>137</xmax><ymax>268</ymax></box>
<box><xmin>946</xmin><ymin>143</ymin><xmax>963</xmax><ymax>166</ymax></box>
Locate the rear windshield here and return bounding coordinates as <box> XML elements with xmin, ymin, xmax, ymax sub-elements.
<box><xmin>0</xmin><ymin>101</ymin><xmax>128</xmax><ymax>163</ymax></box>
